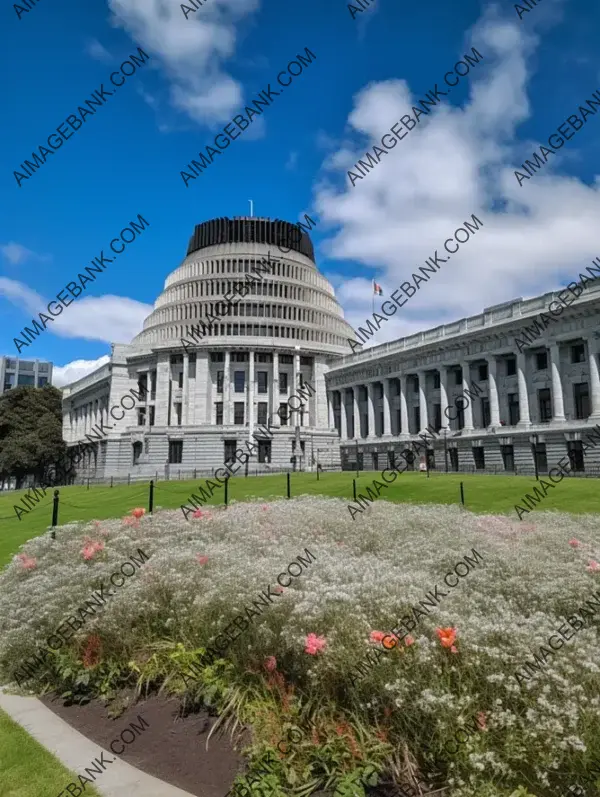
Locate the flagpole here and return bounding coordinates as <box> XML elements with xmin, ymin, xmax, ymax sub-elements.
<box><xmin>372</xmin><ymin>280</ymin><xmax>375</xmax><ymax>315</ymax></box>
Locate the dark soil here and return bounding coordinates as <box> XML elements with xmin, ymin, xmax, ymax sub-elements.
<box><xmin>40</xmin><ymin>691</ymin><xmax>248</xmax><ymax>797</ymax></box>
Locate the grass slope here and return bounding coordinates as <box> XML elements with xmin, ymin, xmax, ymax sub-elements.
<box><xmin>0</xmin><ymin>470</ymin><xmax>598</xmax><ymax>567</ymax></box>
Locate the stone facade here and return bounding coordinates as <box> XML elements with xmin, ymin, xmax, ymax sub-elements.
<box><xmin>61</xmin><ymin>217</ymin><xmax>355</xmax><ymax>479</ymax></box>
<box><xmin>326</xmin><ymin>273</ymin><xmax>600</xmax><ymax>475</ymax></box>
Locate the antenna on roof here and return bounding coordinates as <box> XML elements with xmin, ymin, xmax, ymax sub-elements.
<box><xmin>248</xmin><ymin>200</ymin><xmax>254</xmax><ymax>218</ymax></box>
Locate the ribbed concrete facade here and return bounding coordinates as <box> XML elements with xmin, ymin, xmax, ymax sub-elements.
<box><xmin>61</xmin><ymin>217</ymin><xmax>356</xmax><ymax>478</ymax></box>
<box><xmin>327</xmin><ymin>274</ymin><xmax>600</xmax><ymax>475</ymax></box>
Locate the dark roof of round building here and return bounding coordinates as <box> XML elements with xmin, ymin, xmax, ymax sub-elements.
<box><xmin>186</xmin><ymin>216</ymin><xmax>315</xmax><ymax>262</ymax></box>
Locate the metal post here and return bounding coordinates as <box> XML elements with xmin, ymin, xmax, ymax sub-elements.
<box><xmin>460</xmin><ymin>481</ymin><xmax>465</xmax><ymax>506</ymax></box>
<box><xmin>194</xmin><ymin>468</ymin><xmax>197</xmax><ymax>480</ymax></box>
<box><xmin>51</xmin><ymin>490</ymin><xmax>59</xmax><ymax>538</ymax></box>
<box><xmin>353</xmin><ymin>478</ymin><xmax>357</xmax><ymax>502</ymax></box>
<box><xmin>149</xmin><ymin>480</ymin><xmax>154</xmax><ymax>514</ymax></box>
<box><xmin>444</xmin><ymin>430</ymin><xmax>448</xmax><ymax>474</ymax></box>
<box><xmin>316</xmin><ymin>463</ymin><xmax>320</xmax><ymax>481</ymax></box>
<box><xmin>287</xmin><ymin>471</ymin><xmax>291</xmax><ymax>499</ymax></box>
<box><xmin>110</xmin><ymin>475</ymin><xmax>113</xmax><ymax>488</ymax></box>
<box><xmin>87</xmin><ymin>477</ymin><xmax>90</xmax><ymax>490</ymax></box>
<box><xmin>179</xmin><ymin>469</ymin><xmax>181</xmax><ymax>480</ymax></box>
<box><xmin>224</xmin><ymin>477</ymin><xmax>229</xmax><ymax>506</ymax></box>
<box><xmin>128</xmin><ymin>473</ymin><xmax>131</xmax><ymax>486</ymax></box>
<box><xmin>355</xmin><ymin>439</ymin><xmax>359</xmax><ymax>478</ymax></box>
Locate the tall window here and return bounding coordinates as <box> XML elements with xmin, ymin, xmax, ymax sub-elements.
<box><xmin>257</xmin><ymin>371</ymin><xmax>268</xmax><ymax>393</ymax></box>
<box><xmin>501</xmin><ymin>444</ymin><xmax>514</xmax><ymax>471</ymax></box>
<box><xmin>279</xmin><ymin>372</ymin><xmax>289</xmax><ymax>393</ymax></box>
<box><xmin>508</xmin><ymin>393</ymin><xmax>519</xmax><ymax>425</ymax></box>
<box><xmin>481</xmin><ymin>397</ymin><xmax>490</xmax><ymax>427</ymax></box>
<box><xmin>132</xmin><ymin>441</ymin><xmax>143</xmax><ymax>465</ymax></box>
<box><xmin>538</xmin><ymin>388</ymin><xmax>552</xmax><ymax>422</ymax></box>
<box><xmin>258</xmin><ymin>440</ymin><xmax>271</xmax><ymax>463</ymax></box>
<box><xmin>574</xmin><ymin>382</ymin><xmax>590</xmax><ymax>419</ymax></box>
<box><xmin>215</xmin><ymin>402</ymin><xmax>223</xmax><ymax>425</ymax></box>
<box><xmin>149</xmin><ymin>406</ymin><xmax>155</xmax><ymax>426</ymax></box>
<box><xmin>257</xmin><ymin>402</ymin><xmax>268</xmax><ymax>425</ymax></box>
<box><xmin>224</xmin><ymin>440</ymin><xmax>237</xmax><ymax>464</ymax></box>
<box><xmin>234</xmin><ymin>371</ymin><xmax>245</xmax><ymax>392</ymax></box>
<box><xmin>568</xmin><ymin>441</ymin><xmax>585</xmax><ymax>472</ymax></box>
<box><xmin>178</xmin><ymin>371</ymin><xmax>184</xmax><ymax>389</ymax></box>
<box><xmin>168</xmin><ymin>441</ymin><xmax>183</xmax><ymax>464</ymax></box>
<box><xmin>217</xmin><ymin>370</ymin><xmax>224</xmax><ymax>393</ymax></box>
<box><xmin>473</xmin><ymin>446</ymin><xmax>485</xmax><ymax>470</ymax></box>
<box><xmin>279</xmin><ymin>402</ymin><xmax>289</xmax><ymax>425</ymax></box>
<box><xmin>234</xmin><ymin>402</ymin><xmax>245</xmax><ymax>424</ymax></box>
<box><xmin>506</xmin><ymin>357</ymin><xmax>516</xmax><ymax>376</ymax></box>
<box><xmin>571</xmin><ymin>343</ymin><xmax>585</xmax><ymax>364</ymax></box>
<box><xmin>535</xmin><ymin>351</ymin><xmax>548</xmax><ymax>371</ymax></box>
<box><xmin>175</xmin><ymin>404</ymin><xmax>182</xmax><ymax>426</ymax></box>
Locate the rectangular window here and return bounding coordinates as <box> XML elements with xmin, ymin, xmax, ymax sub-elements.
<box><xmin>433</xmin><ymin>372</ymin><xmax>440</xmax><ymax>389</ymax></box>
<box><xmin>508</xmin><ymin>392</ymin><xmax>519</xmax><ymax>425</ymax></box>
<box><xmin>234</xmin><ymin>371</ymin><xmax>245</xmax><ymax>392</ymax></box>
<box><xmin>258</xmin><ymin>440</ymin><xmax>272</xmax><ymax>463</ymax></box>
<box><xmin>257</xmin><ymin>402</ymin><xmax>268</xmax><ymax>425</ymax></box>
<box><xmin>568</xmin><ymin>440</ymin><xmax>585</xmax><ymax>472</ymax></box>
<box><xmin>473</xmin><ymin>446</ymin><xmax>485</xmax><ymax>470</ymax></box>
<box><xmin>533</xmin><ymin>441</ymin><xmax>548</xmax><ymax>472</ymax></box>
<box><xmin>210</xmin><ymin>352</ymin><xmax>225</xmax><ymax>363</ymax></box>
<box><xmin>279</xmin><ymin>402</ymin><xmax>289</xmax><ymax>425</ymax></box>
<box><xmin>506</xmin><ymin>357</ymin><xmax>516</xmax><ymax>376</ymax></box>
<box><xmin>257</xmin><ymin>371</ymin><xmax>268</xmax><ymax>394</ymax></box>
<box><xmin>535</xmin><ymin>351</ymin><xmax>548</xmax><ymax>371</ymax></box>
<box><xmin>224</xmin><ymin>439</ymin><xmax>237</xmax><ymax>464</ymax></box>
<box><xmin>149</xmin><ymin>405</ymin><xmax>155</xmax><ymax>426</ymax></box>
<box><xmin>168</xmin><ymin>440</ymin><xmax>183</xmax><ymax>464</ymax></box>
<box><xmin>178</xmin><ymin>371</ymin><xmax>183</xmax><ymax>389</ymax></box>
<box><xmin>170</xmin><ymin>354</ymin><xmax>183</xmax><ymax>365</ymax></box>
<box><xmin>538</xmin><ymin>388</ymin><xmax>552</xmax><ymax>422</ymax></box>
<box><xmin>215</xmin><ymin>402</ymin><xmax>223</xmax><ymax>425</ymax></box>
<box><xmin>279</xmin><ymin>372</ymin><xmax>288</xmax><ymax>393</ymax></box>
<box><xmin>17</xmin><ymin>374</ymin><xmax>35</xmax><ymax>386</ymax></box>
<box><xmin>481</xmin><ymin>397</ymin><xmax>490</xmax><ymax>427</ymax></box>
<box><xmin>478</xmin><ymin>363</ymin><xmax>488</xmax><ymax>381</ymax></box>
<box><xmin>217</xmin><ymin>370</ymin><xmax>224</xmax><ymax>393</ymax></box>
<box><xmin>280</xmin><ymin>354</ymin><xmax>293</xmax><ymax>364</ymax></box>
<box><xmin>234</xmin><ymin>402</ymin><xmax>245</xmax><ymax>424</ymax></box>
<box><xmin>454</xmin><ymin>370</ymin><xmax>462</xmax><ymax>386</ymax></box>
<box><xmin>138</xmin><ymin>407</ymin><xmax>146</xmax><ymax>426</ymax></box>
<box><xmin>501</xmin><ymin>444</ymin><xmax>514</xmax><ymax>471</ymax></box>
<box><xmin>175</xmin><ymin>403</ymin><xmax>182</xmax><ymax>426</ymax></box>
<box><xmin>189</xmin><ymin>353</ymin><xmax>196</xmax><ymax>379</ymax></box>
<box><xmin>574</xmin><ymin>382</ymin><xmax>590</xmax><ymax>420</ymax></box>
<box><xmin>571</xmin><ymin>343</ymin><xmax>585</xmax><ymax>364</ymax></box>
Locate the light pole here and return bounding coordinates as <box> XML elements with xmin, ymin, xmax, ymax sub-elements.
<box><xmin>355</xmin><ymin>438</ymin><xmax>360</xmax><ymax>478</ymax></box>
<box><xmin>531</xmin><ymin>433</ymin><xmax>539</xmax><ymax>481</ymax></box>
<box><xmin>443</xmin><ymin>427</ymin><xmax>449</xmax><ymax>473</ymax></box>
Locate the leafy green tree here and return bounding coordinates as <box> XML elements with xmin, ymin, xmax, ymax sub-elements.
<box><xmin>0</xmin><ymin>385</ymin><xmax>66</xmax><ymax>489</ymax></box>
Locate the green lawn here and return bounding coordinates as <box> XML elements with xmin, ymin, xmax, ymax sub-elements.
<box><xmin>0</xmin><ymin>707</ymin><xmax>102</xmax><ymax>797</ymax></box>
<box><xmin>1</xmin><ymin>470</ymin><xmax>599</xmax><ymax>568</ymax></box>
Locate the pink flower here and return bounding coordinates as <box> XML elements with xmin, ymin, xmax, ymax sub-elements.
<box><xmin>16</xmin><ymin>553</ymin><xmax>37</xmax><ymax>571</ymax></box>
<box><xmin>569</xmin><ymin>538</ymin><xmax>581</xmax><ymax>548</ymax></box>
<box><xmin>196</xmin><ymin>555</ymin><xmax>209</xmax><ymax>566</ymax></box>
<box><xmin>405</xmin><ymin>635</ymin><xmax>415</xmax><ymax>647</ymax></box>
<box><xmin>477</xmin><ymin>712</ymin><xmax>488</xmax><ymax>731</ymax></box>
<box><xmin>262</xmin><ymin>504</ymin><xmax>269</xmax><ymax>511</ymax></box>
<box><xmin>193</xmin><ymin>509</ymin><xmax>213</xmax><ymax>520</ymax></box>
<box><xmin>370</xmin><ymin>630</ymin><xmax>386</xmax><ymax>643</ymax></box>
<box><xmin>264</xmin><ymin>656</ymin><xmax>277</xmax><ymax>672</ymax></box>
<box><xmin>304</xmin><ymin>633</ymin><xmax>327</xmax><ymax>655</ymax></box>
<box><xmin>132</xmin><ymin>507</ymin><xmax>145</xmax><ymax>519</ymax></box>
<box><xmin>274</xmin><ymin>585</ymin><xmax>284</xmax><ymax>594</ymax></box>
<box><xmin>81</xmin><ymin>539</ymin><xmax>104</xmax><ymax>561</ymax></box>
<box><xmin>587</xmin><ymin>560</ymin><xmax>600</xmax><ymax>573</ymax></box>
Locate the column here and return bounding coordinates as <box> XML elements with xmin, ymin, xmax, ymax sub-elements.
<box><xmin>182</xmin><ymin>353</ymin><xmax>189</xmax><ymax>425</ymax></box>
<box><xmin>488</xmin><ymin>356</ymin><xmax>500</xmax><ymax>427</ymax></box>
<box><xmin>382</xmin><ymin>379</ymin><xmax>391</xmax><ymax>436</ymax></box>
<box><xmin>327</xmin><ymin>392</ymin><xmax>335</xmax><ymax>429</ymax></box>
<box><xmin>439</xmin><ymin>367</ymin><xmax>449</xmax><ymax>430</ymax></box>
<box><xmin>353</xmin><ymin>385</ymin><xmax>361</xmax><ymax>439</ymax></box>
<box><xmin>516</xmin><ymin>352</ymin><xmax>531</xmax><ymax>427</ymax></box>
<box><xmin>588</xmin><ymin>336</ymin><xmax>600</xmax><ymax>418</ymax></box>
<box><xmin>223</xmin><ymin>350</ymin><xmax>231</xmax><ymax>425</ymax></box>
<box><xmin>549</xmin><ymin>343</ymin><xmax>565</xmax><ymax>421</ymax></box>
<box><xmin>340</xmin><ymin>390</ymin><xmax>348</xmax><ymax>439</ymax></box>
<box><xmin>248</xmin><ymin>350</ymin><xmax>254</xmax><ymax>437</ymax></box>
<box><xmin>271</xmin><ymin>351</ymin><xmax>280</xmax><ymax>427</ymax></box>
<box><xmin>418</xmin><ymin>371</ymin><xmax>428</xmax><ymax>431</ymax></box>
<box><xmin>367</xmin><ymin>383</ymin><xmax>375</xmax><ymax>437</ymax></box>
<box><xmin>400</xmin><ymin>375</ymin><xmax>409</xmax><ymax>435</ymax></box>
<box><xmin>293</xmin><ymin>350</ymin><xmax>301</xmax><ymax>426</ymax></box>
<box><xmin>155</xmin><ymin>353</ymin><xmax>171</xmax><ymax>426</ymax></box>
<box><xmin>461</xmin><ymin>362</ymin><xmax>474</xmax><ymax>431</ymax></box>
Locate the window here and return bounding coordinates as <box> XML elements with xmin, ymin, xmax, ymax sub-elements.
<box><xmin>234</xmin><ymin>402</ymin><xmax>245</xmax><ymax>424</ymax></box>
<box><xmin>234</xmin><ymin>371</ymin><xmax>245</xmax><ymax>392</ymax></box>
<box><xmin>217</xmin><ymin>370</ymin><xmax>224</xmax><ymax>393</ymax></box>
<box><xmin>257</xmin><ymin>371</ymin><xmax>268</xmax><ymax>393</ymax></box>
<box><xmin>449</xmin><ymin>448</ymin><xmax>458</xmax><ymax>472</ymax></box>
<box><xmin>568</xmin><ymin>441</ymin><xmax>585</xmax><ymax>472</ymax></box>
<box><xmin>454</xmin><ymin>370</ymin><xmax>462</xmax><ymax>386</ymax></box>
<box><xmin>478</xmin><ymin>363</ymin><xmax>488</xmax><ymax>381</ymax></box>
<box><xmin>138</xmin><ymin>407</ymin><xmax>146</xmax><ymax>426</ymax></box>
<box><xmin>481</xmin><ymin>397</ymin><xmax>490</xmax><ymax>427</ymax></box>
<box><xmin>538</xmin><ymin>388</ymin><xmax>552</xmax><ymax>422</ymax></box>
<box><xmin>300</xmin><ymin>356</ymin><xmax>313</xmax><ymax>366</ymax></box>
<box><xmin>279</xmin><ymin>402</ymin><xmax>289</xmax><ymax>425</ymax></box>
<box><xmin>232</xmin><ymin>352</ymin><xmax>248</xmax><ymax>362</ymax></box>
<box><xmin>258</xmin><ymin>440</ymin><xmax>271</xmax><ymax>463</ymax></box>
<box><xmin>133</xmin><ymin>441</ymin><xmax>143</xmax><ymax>465</ymax></box>
<box><xmin>170</xmin><ymin>354</ymin><xmax>183</xmax><ymax>365</ymax></box>
<box><xmin>210</xmin><ymin>352</ymin><xmax>224</xmax><ymax>363</ymax></box>
<box><xmin>224</xmin><ymin>439</ymin><xmax>237</xmax><ymax>464</ymax></box>
<box><xmin>433</xmin><ymin>404</ymin><xmax>442</xmax><ymax>431</ymax></box>
<box><xmin>506</xmin><ymin>357</ymin><xmax>516</xmax><ymax>376</ymax></box>
<box><xmin>279</xmin><ymin>372</ymin><xmax>288</xmax><ymax>393</ymax></box>
<box><xmin>149</xmin><ymin>406</ymin><xmax>155</xmax><ymax>426</ymax></box>
<box><xmin>433</xmin><ymin>372</ymin><xmax>440</xmax><ymax>389</ymax></box>
<box><xmin>280</xmin><ymin>354</ymin><xmax>293</xmax><ymax>364</ymax></box>
<box><xmin>178</xmin><ymin>371</ymin><xmax>183</xmax><ymax>389</ymax></box>
<box><xmin>508</xmin><ymin>393</ymin><xmax>519</xmax><ymax>425</ymax></box>
<box><xmin>257</xmin><ymin>402</ymin><xmax>268</xmax><ymax>425</ymax></box>
<box><xmin>168</xmin><ymin>440</ymin><xmax>183</xmax><ymax>464</ymax></box>
<box><xmin>257</xmin><ymin>353</ymin><xmax>272</xmax><ymax>363</ymax></box>
<box><xmin>215</xmin><ymin>402</ymin><xmax>223</xmax><ymax>425</ymax></box>
<box><xmin>535</xmin><ymin>351</ymin><xmax>548</xmax><ymax>371</ymax></box>
<box><xmin>38</xmin><ymin>376</ymin><xmax>48</xmax><ymax>386</ymax></box>
<box><xmin>501</xmin><ymin>444</ymin><xmax>514</xmax><ymax>471</ymax></box>
<box><xmin>17</xmin><ymin>374</ymin><xmax>35</xmax><ymax>386</ymax></box>
<box><xmin>574</xmin><ymin>383</ymin><xmax>590</xmax><ymax>419</ymax></box>
<box><xmin>571</xmin><ymin>343</ymin><xmax>585</xmax><ymax>364</ymax></box>
<box><xmin>532</xmin><ymin>441</ymin><xmax>548</xmax><ymax>472</ymax></box>
<box><xmin>175</xmin><ymin>404</ymin><xmax>182</xmax><ymax>426</ymax></box>
<box><xmin>189</xmin><ymin>353</ymin><xmax>196</xmax><ymax>378</ymax></box>
<box><xmin>473</xmin><ymin>446</ymin><xmax>485</xmax><ymax>470</ymax></box>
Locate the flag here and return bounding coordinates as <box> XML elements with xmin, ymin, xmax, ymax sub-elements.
<box><xmin>373</xmin><ymin>280</ymin><xmax>383</xmax><ymax>296</ymax></box>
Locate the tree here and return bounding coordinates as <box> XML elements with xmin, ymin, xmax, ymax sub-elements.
<box><xmin>0</xmin><ymin>385</ymin><xmax>66</xmax><ymax>489</ymax></box>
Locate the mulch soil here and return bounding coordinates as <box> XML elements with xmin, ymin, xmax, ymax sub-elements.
<box><xmin>40</xmin><ymin>691</ymin><xmax>249</xmax><ymax>797</ymax></box>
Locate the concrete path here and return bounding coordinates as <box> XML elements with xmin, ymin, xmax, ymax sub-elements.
<box><xmin>0</xmin><ymin>687</ymin><xmax>196</xmax><ymax>797</ymax></box>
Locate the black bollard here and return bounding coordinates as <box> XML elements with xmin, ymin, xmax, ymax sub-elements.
<box><xmin>460</xmin><ymin>481</ymin><xmax>465</xmax><ymax>506</ymax></box>
<box><xmin>224</xmin><ymin>477</ymin><xmax>229</xmax><ymax>506</ymax></box>
<box><xmin>353</xmin><ymin>478</ymin><xmax>357</xmax><ymax>502</ymax></box>
<box><xmin>287</xmin><ymin>472</ymin><xmax>291</xmax><ymax>499</ymax></box>
<box><xmin>149</xmin><ymin>480</ymin><xmax>154</xmax><ymax>514</ymax></box>
<box><xmin>51</xmin><ymin>489</ymin><xmax>60</xmax><ymax>539</ymax></box>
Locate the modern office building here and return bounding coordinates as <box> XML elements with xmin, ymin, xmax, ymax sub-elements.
<box><xmin>326</xmin><ymin>275</ymin><xmax>600</xmax><ymax>474</ymax></box>
<box><xmin>0</xmin><ymin>357</ymin><xmax>53</xmax><ymax>395</ymax></box>
<box><xmin>61</xmin><ymin>217</ymin><xmax>356</xmax><ymax>478</ymax></box>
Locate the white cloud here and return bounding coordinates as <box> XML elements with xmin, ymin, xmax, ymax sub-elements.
<box><xmin>85</xmin><ymin>38</ymin><xmax>113</xmax><ymax>63</ymax></box>
<box><xmin>0</xmin><ymin>277</ymin><xmax>152</xmax><ymax>346</ymax></box>
<box><xmin>53</xmin><ymin>356</ymin><xmax>111</xmax><ymax>388</ymax></box>
<box><xmin>314</xmin><ymin>5</ymin><xmax>600</xmax><ymax>350</ymax></box>
<box><xmin>107</xmin><ymin>0</ymin><xmax>261</xmax><ymax>125</ymax></box>
<box><xmin>1</xmin><ymin>242</ymin><xmax>50</xmax><ymax>266</ymax></box>
<box><xmin>285</xmin><ymin>151</ymin><xmax>298</xmax><ymax>171</ymax></box>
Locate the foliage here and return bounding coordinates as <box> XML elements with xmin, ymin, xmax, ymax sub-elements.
<box><xmin>0</xmin><ymin>385</ymin><xmax>66</xmax><ymax>487</ymax></box>
<box><xmin>1</xmin><ymin>498</ymin><xmax>600</xmax><ymax>796</ymax></box>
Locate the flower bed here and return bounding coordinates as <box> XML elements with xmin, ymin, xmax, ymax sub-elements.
<box><xmin>1</xmin><ymin>498</ymin><xmax>600</xmax><ymax>797</ymax></box>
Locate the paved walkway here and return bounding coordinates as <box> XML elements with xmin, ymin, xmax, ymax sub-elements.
<box><xmin>0</xmin><ymin>687</ymin><xmax>196</xmax><ymax>797</ymax></box>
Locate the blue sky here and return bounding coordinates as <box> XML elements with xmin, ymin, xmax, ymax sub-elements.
<box><xmin>1</xmin><ymin>0</ymin><xmax>599</xmax><ymax>385</ymax></box>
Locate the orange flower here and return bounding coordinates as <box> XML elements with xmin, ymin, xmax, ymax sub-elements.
<box><xmin>370</xmin><ymin>630</ymin><xmax>386</xmax><ymax>643</ymax></box>
<box><xmin>435</xmin><ymin>626</ymin><xmax>458</xmax><ymax>652</ymax></box>
<box><xmin>132</xmin><ymin>507</ymin><xmax>145</xmax><ymax>519</ymax></box>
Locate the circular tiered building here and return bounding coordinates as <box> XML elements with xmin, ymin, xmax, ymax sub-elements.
<box><xmin>61</xmin><ymin>217</ymin><xmax>357</xmax><ymax>479</ymax></box>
